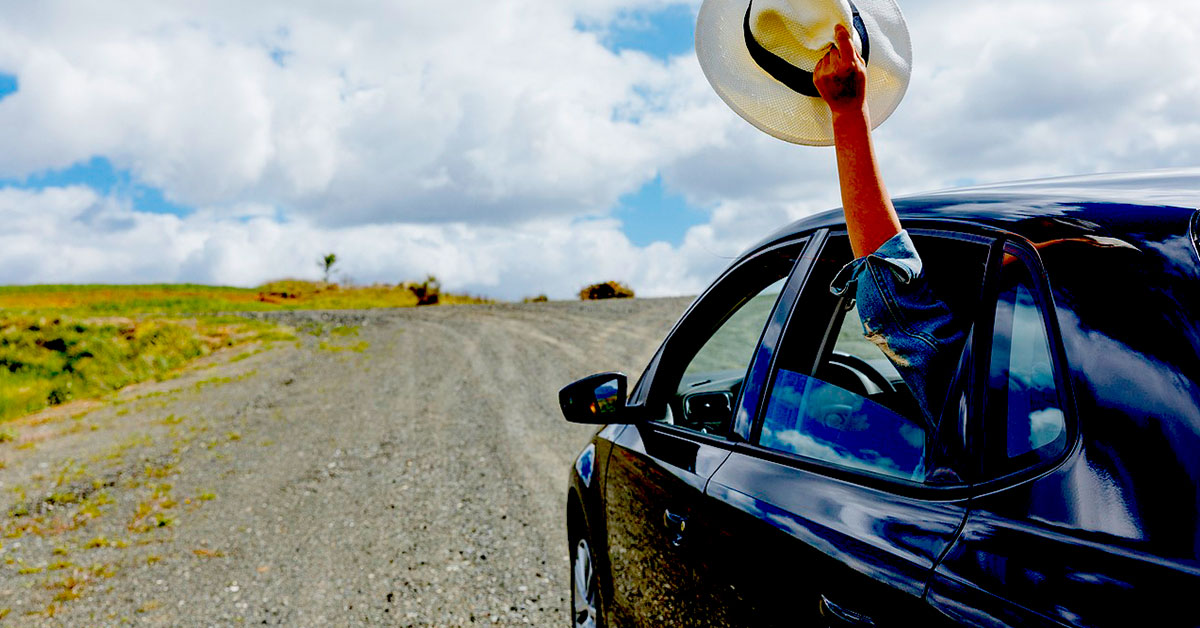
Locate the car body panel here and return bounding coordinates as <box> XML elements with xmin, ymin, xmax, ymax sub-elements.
<box><xmin>567</xmin><ymin>423</ymin><xmax>626</xmax><ymax>622</ymax></box>
<box><xmin>701</xmin><ymin>449</ymin><xmax>968</xmax><ymax>626</ymax></box>
<box><xmin>602</xmin><ymin>423</ymin><xmax>732</xmax><ymax>626</ymax></box>
<box><xmin>929</xmin><ymin>205</ymin><xmax>1200</xmax><ymax>627</ymax></box>
<box><xmin>566</xmin><ymin>168</ymin><xmax>1200</xmax><ymax>627</ymax></box>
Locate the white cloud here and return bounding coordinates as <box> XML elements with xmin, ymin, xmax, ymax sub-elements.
<box><xmin>878</xmin><ymin>0</ymin><xmax>1200</xmax><ymax>188</ymax></box>
<box><xmin>0</xmin><ymin>0</ymin><xmax>715</xmax><ymax>227</ymax></box>
<box><xmin>0</xmin><ymin>0</ymin><xmax>1197</xmax><ymax>296</ymax></box>
<box><xmin>0</xmin><ymin>184</ymin><xmax>735</xmax><ymax>298</ymax></box>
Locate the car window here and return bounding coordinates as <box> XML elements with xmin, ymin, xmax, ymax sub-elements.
<box><xmin>984</xmin><ymin>250</ymin><xmax>1067</xmax><ymax>476</ymax></box>
<box><xmin>684</xmin><ymin>279</ymin><xmax>786</xmax><ymax>377</ymax></box>
<box><xmin>760</xmin><ymin>368</ymin><xmax>928</xmax><ymax>481</ymax></box>
<box><xmin>760</xmin><ymin>301</ymin><xmax>929</xmax><ymax>482</ymax></box>
<box><xmin>650</xmin><ymin>246</ymin><xmax>801</xmax><ymax>439</ymax></box>
<box><xmin>755</xmin><ymin>233</ymin><xmax>988</xmax><ymax>485</ymax></box>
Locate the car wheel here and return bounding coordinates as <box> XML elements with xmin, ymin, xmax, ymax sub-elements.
<box><xmin>572</xmin><ymin>537</ymin><xmax>601</xmax><ymax>628</ymax></box>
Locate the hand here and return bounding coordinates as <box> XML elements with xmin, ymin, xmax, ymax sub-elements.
<box><xmin>814</xmin><ymin>23</ymin><xmax>867</xmax><ymax>115</ymax></box>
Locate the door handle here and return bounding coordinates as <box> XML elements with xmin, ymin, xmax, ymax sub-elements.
<box><xmin>663</xmin><ymin>509</ymin><xmax>688</xmax><ymax>547</ymax></box>
<box><xmin>819</xmin><ymin>595</ymin><xmax>875</xmax><ymax>627</ymax></box>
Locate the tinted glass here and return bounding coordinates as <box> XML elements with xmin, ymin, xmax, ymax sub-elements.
<box><xmin>828</xmin><ymin>306</ymin><xmax>904</xmax><ymax>392</ymax></box>
<box><xmin>685</xmin><ymin>278</ymin><xmax>787</xmax><ymax>377</ymax></box>
<box><xmin>755</xmin><ymin>233</ymin><xmax>988</xmax><ymax>485</ymax></box>
<box><xmin>653</xmin><ymin>246</ymin><xmax>800</xmax><ymax>438</ymax></box>
<box><xmin>760</xmin><ymin>369</ymin><xmax>926</xmax><ymax>481</ymax></box>
<box><xmin>986</xmin><ymin>253</ymin><xmax>1066</xmax><ymax>473</ymax></box>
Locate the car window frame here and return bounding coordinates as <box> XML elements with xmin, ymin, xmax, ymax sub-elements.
<box><xmin>735</xmin><ymin>224</ymin><xmax>1004</xmax><ymax>498</ymax></box>
<box><xmin>626</xmin><ymin>234</ymin><xmax>817</xmax><ymax>447</ymax></box>
<box><xmin>1189</xmin><ymin>209</ymin><xmax>1200</xmax><ymax>264</ymax></box>
<box><xmin>965</xmin><ymin>237</ymin><xmax>1081</xmax><ymax>490</ymax></box>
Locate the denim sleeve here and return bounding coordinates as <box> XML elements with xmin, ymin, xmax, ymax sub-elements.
<box><xmin>829</xmin><ymin>230</ymin><xmax>966</xmax><ymax>426</ymax></box>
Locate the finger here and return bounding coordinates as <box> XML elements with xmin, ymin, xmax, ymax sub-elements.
<box><xmin>814</xmin><ymin>50</ymin><xmax>834</xmax><ymax>80</ymax></box>
<box><xmin>822</xmin><ymin>43</ymin><xmax>841</xmax><ymax>68</ymax></box>
<box><xmin>833</xmin><ymin>22</ymin><xmax>849</xmax><ymax>45</ymax></box>
<box><xmin>835</xmin><ymin>22</ymin><xmax>855</xmax><ymax>55</ymax></box>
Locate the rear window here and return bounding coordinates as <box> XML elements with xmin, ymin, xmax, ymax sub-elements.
<box><xmin>1190</xmin><ymin>209</ymin><xmax>1200</xmax><ymax>264</ymax></box>
<box><xmin>982</xmin><ymin>247</ymin><xmax>1067</xmax><ymax>478</ymax></box>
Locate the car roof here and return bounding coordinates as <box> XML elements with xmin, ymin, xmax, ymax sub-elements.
<box><xmin>750</xmin><ymin>168</ymin><xmax>1200</xmax><ymax>254</ymax></box>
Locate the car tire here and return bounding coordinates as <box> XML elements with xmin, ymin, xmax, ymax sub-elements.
<box><xmin>569</xmin><ymin>513</ymin><xmax>604</xmax><ymax>628</ymax></box>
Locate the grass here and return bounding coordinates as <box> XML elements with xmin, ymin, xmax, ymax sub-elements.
<box><xmin>0</xmin><ymin>316</ymin><xmax>284</xmax><ymax>423</ymax></box>
<box><xmin>0</xmin><ymin>280</ymin><xmax>492</xmax><ymax>316</ymax></box>
<box><xmin>0</xmin><ymin>280</ymin><xmax>491</xmax><ymax>426</ymax></box>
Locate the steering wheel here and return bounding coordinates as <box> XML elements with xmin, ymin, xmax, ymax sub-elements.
<box><xmin>825</xmin><ymin>351</ymin><xmax>896</xmax><ymax>395</ymax></box>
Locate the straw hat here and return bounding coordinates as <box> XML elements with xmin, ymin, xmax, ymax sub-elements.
<box><xmin>696</xmin><ymin>0</ymin><xmax>912</xmax><ymax>145</ymax></box>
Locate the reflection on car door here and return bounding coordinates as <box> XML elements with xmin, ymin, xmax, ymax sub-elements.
<box><xmin>703</xmin><ymin>451</ymin><xmax>967</xmax><ymax>626</ymax></box>
<box><xmin>604</xmin><ymin>240</ymin><xmax>807</xmax><ymax>626</ymax></box>
<box><xmin>695</xmin><ymin>232</ymin><xmax>992</xmax><ymax>626</ymax></box>
<box><xmin>604</xmin><ymin>425</ymin><xmax>732</xmax><ymax>625</ymax></box>
<box><xmin>925</xmin><ymin>242</ymin><xmax>1200</xmax><ymax>627</ymax></box>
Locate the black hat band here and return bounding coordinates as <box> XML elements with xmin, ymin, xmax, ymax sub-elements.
<box><xmin>743</xmin><ymin>1</ymin><xmax>871</xmax><ymax>98</ymax></box>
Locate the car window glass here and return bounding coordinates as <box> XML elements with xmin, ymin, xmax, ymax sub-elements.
<box><xmin>652</xmin><ymin>246</ymin><xmax>799</xmax><ymax>439</ymax></box>
<box><xmin>756</xmin><ymin>233</ymin><xmax>988</xmax><ymax>485</ymax></box>
<box><xmin>760</xmin><ymin>369</ymin><xmax>927</xmax><ymax>481</ymax></box>
<box><xmin>684</xmin><ymin>279</ymin><xmax>786</xmax><ymax>377</ymax></box>
<box><xmin>987</xmin><ymin>254</ymin><xmax>1066</xmax><ymax>473</ymax></box>
<box><xmin>829</xmin><ymin>307</ymin><xmax>903</xmax><ymax>388</ymax></box>
<box><xmin>760</xmin><ymin>301</ymin><xmax>928</xmax><ymax>482</ymax></box>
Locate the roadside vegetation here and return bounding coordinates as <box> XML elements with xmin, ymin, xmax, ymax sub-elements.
<box><xmin>0</xmin><ymin>278</ymin><xmax>491</xmax><ymax>424</ymax></box>
<box><xmin>579</xmin><ymin>280</ymin><xmax>635</xmax><ymax>300</ymax></box>
<box><xmin>0</xmin><ymin>279</ymin><xmax>489</xmax><ymax>316</ymax></box>
<box><xmin>0</xmin><ymin>316</ymin><xmax>289</xmax><ymax>423</ymax></box>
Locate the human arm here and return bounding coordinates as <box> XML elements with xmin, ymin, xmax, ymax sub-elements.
<box><xmin>814</xmin><ymin>23</ymin><xmax>901</xmax><ymax>258</ymax></box>
<box><xmin>815</xmin><ymin>24</ymin><xmax>966</xmax><ymax>426</ymax></box>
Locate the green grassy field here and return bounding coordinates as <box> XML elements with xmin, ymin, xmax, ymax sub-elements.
<box><xmin>0</xmin><ymin>315</ymin><xmax>292</xmax><ymax>423</ymax></box>
<box><xmin>0</xmin><ymin>280</ymin><xmax>491</xmax><ymax>316</ymax></box>
<box><xmin>0</xmin><ymin>281</ymin><xmax>492</xmax><ymax>423</ymax></box>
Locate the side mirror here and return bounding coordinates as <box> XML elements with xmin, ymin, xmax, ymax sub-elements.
<box><xmin>683</xmin><ymin>391</ymin><xmax>733</xmax><ymax>425</ymax></box>
<box><xmin>559</xmin><ymin>372</ymin><xmax>628</xmax><ymax>424</ymax></box>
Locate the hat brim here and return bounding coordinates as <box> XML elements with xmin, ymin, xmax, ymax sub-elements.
<box><xmin>696</xmin><ymin>0</ymin><xmax>912</xmax><ymax>146</ymax></box>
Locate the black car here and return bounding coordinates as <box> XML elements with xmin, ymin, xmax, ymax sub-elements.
<box><xmin>560</xmin><ymin>170</ymin><xmax>1200</xmax><ymax>628</ymax></box>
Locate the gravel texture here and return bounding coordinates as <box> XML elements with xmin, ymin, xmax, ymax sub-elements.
<box><xmin>0</xmin><ymin>298</ymin><xmax>690</xmax><ymax>627</ymax></box>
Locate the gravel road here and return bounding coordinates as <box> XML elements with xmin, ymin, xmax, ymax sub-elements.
<box><xmin>0</xmin><ymin>298</ymin><xmax>691</xmax><ymax>627</ymax></box>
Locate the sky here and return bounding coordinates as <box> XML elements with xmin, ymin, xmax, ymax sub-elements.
<box><xmin>0</xmin><ymin>0</ymin><xmax>1197</xmax><ymax>299</ymax></box>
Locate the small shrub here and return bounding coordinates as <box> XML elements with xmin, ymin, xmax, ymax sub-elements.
<box><xmin>578</xmin><ymin>281</ymin><xmax>635</xmax><ymax>301</ymax></box>
<box><xmin>523</xmin><ymin>295</ymin><xmax>549</xmax><ymax>303</ymax></box>
<box><xmin>407</xmin><ymin>275</ymin><xmax>441</xmax><ymax>306</ymax></box>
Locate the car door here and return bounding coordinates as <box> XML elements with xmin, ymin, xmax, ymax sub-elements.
<box><xmin>602</xmin><ymin>237</ymin><xmax>812</xmax><ymax>626</ymax></box>
<box><xmin>926</xmin><ymin>239</ymin><xmax>1200</xmax><ymax>627</ymax></box>
<box><xmin>697</xmin><ymin>228</ymin><xmax>994</xmax><ymax>627</ymax></box>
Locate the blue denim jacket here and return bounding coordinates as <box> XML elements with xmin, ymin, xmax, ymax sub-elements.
<box><xmin>830</xmin><ymin>230</ymin><xmax>966</xmax><ymax>426</ymax></box>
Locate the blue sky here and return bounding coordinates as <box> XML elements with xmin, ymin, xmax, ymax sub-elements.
<box><xmin>1</xmin><ymin>7</ymin><xmax>707</xmax><ymax>246</ymax></box>
<box><xmin>1</xmin><ymin>156</ymin><xmax>191</xmax><ymax>216</ymax></box>
<box><xmin>589</xmin><ymin>6</ymin><xmax>710</xmax><ymax>247</ymax></box>
<box><xmin>2</xmin><ymin>1</ymin><xmax>1197</xmax><ymax>296</ymax></box>
<box><xmin>0</xmin><ymin>73</ymin><xmax>16</xmax><ymax>100</ymax></box>
<box><xmin>0</xmin><ymin>72</ymin><xmax>191</xmax><ymax>216</ymax></box>
<box><xmin>584</xmin><ymin>4</ymin><xmax>697</xmax><ymax>60</ymax></box>
<box><xmin>615</xmin><ymin>175</ymin><xmax>705</xmax><ymax>246</ymax></box>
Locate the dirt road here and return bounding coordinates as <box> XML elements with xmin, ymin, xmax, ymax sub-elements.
<box><xmin>0</xmin><ymin>298</ymin><xmax>690</xmax><ymax>626</ymax></box>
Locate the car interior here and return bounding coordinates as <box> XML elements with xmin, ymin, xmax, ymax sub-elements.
<box><xmin>741</xmin><ymin>232</ymin><xmax>993</xmax><ymax>484</ymax></box>
<box><xmin>654</xmin><ymin>247</ymin><xmax>800</xmax><ymax>437</ymax></box>
<box><xmin>804</xmin><ymin>233</ymin><xmax>991</xmax><ymax>422</ymax></box>
<box><xmin>653</xmin><ymin>231</ymin><xmax>992</xmax><ymax>458</ymax></box>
